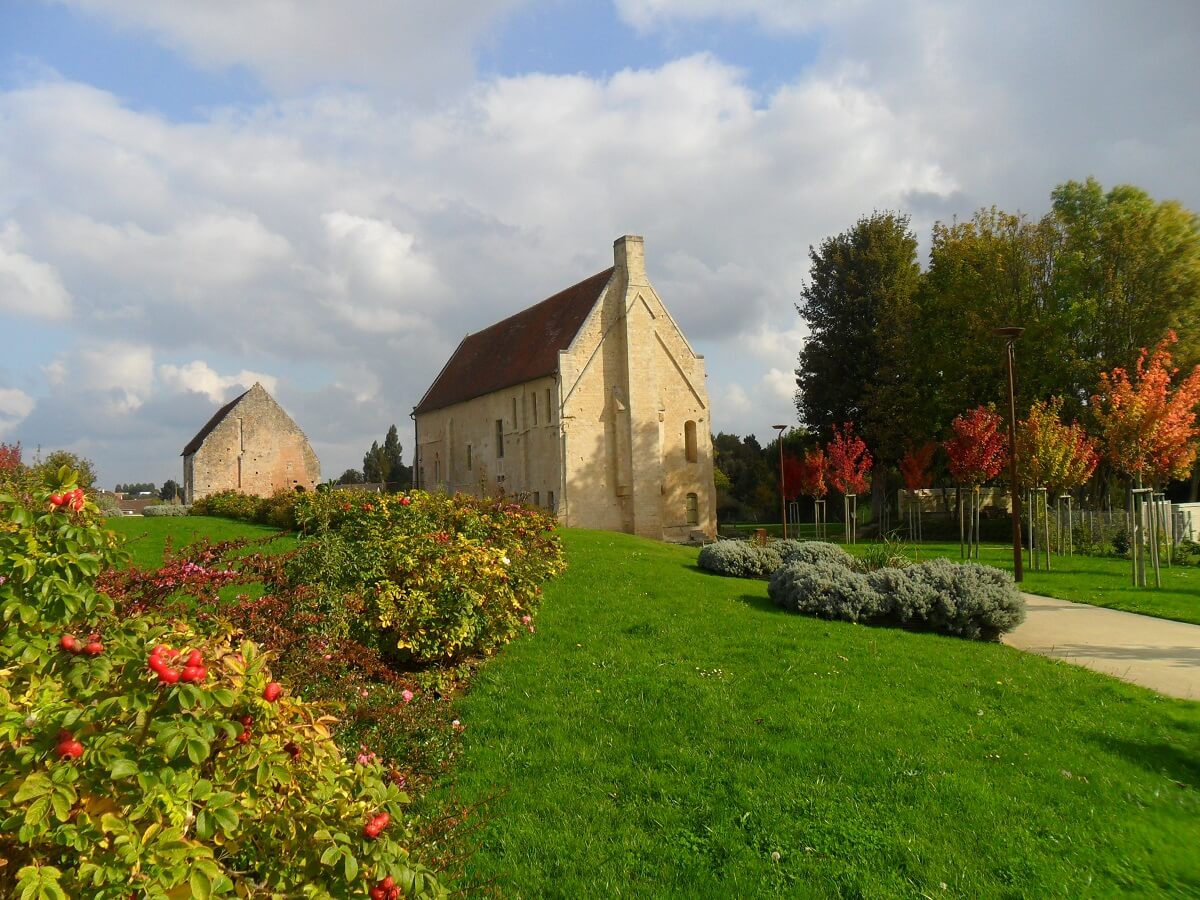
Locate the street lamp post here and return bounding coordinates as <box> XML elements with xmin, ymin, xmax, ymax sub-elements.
<box><xmin>773</xmin><ymin>424</ymin><xmax>788</xmax><ymax>540</ymax></box>
<box><xmin>993</xmin><ymin>326</ymin><xmax>1024</xmax><ymax>583</ymax></box>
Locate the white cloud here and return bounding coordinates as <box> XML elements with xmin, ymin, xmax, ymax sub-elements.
<box><xmin>4</xmin><ymin>0</ymin><xmax>1199</xmax><ymax>483</ymax></box>
<box><xmin>158</xmin><ymin>361</ymin><xmax>278</xmax><ymax>405</ymax></box>
<box><xmin>0</xmin><ymin>222</ymin><xmax>72</xmax><ymax>319</ymax></box>
<box><xmin>0</xmin><ymin>387</ymin><xmax>35</xmax><ymax>435</ymax></box>
<box><xmin>54</xmin><ymin>343</ymin><xmax>156</xmax><ymax>414</ymax></box>
<box><xmin>54</xmin><ymin>0</ymin><xmax>528</xmax><ymax>95</ymax></box>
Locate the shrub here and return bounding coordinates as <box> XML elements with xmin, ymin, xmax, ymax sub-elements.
<box><xmin>697</xmin><ymin>540</ymin><xmax>782</xmax><ymax>578</ymax></box>
<box><xmin>100</xmin><ymin>507</ymin><xmax>127</xmax><ymax>518</ymax></box>
<box><xmin>93</xmin><ymin>492</ymin><xmax>121</xmax><ymax>514</ymax></box>
<box><xmin>287</xmin><ymin>490</ymin><xmax>564</xmax><ymax>663</ymax></box>
<box><xmin>191</xmin><ymin>489</ymin><xmax>263</xmax><ymax>522</ymax></box>
<box><xmin>775</xmin><ymin>539</ymin><xmax>855</xmax><ymax>569</ymax></box>
<box><xmin>143</xmin><ymin>503</ymin><xmax>191</xmax><ymax>516</ymax></box>
<box><xmin>896</xmin><ymin>559</ymin><xmax>1026</xmax><ymax>640</ymax></box>
<box><xmin>767</xmin><ymin>551</ymin><xmax>1024</xmax><ymax>641</ymax></box>
<box><xmin>768</xmin><ymin>559</ymin><xmax>888</xmax><ymax>622</ymax></box>
<box><xmin>0</xmin><ymin>471</ymin><xmax>445</xmax><ymax>897</ymax></box>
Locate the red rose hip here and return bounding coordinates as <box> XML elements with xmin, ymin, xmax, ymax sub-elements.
<box><xmin>263</xmin><ymin>682</ymin><xmax>282</xmax><ymax>702</ymax></box>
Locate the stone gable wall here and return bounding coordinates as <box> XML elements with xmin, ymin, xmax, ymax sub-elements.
<box><xmin>184</xmin><ymin>385</ymin><xmax>320</xmax><ymax>503</ymax></box>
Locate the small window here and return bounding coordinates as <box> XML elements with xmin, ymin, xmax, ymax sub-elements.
<box><xmin>419</xmin><ymin>466</ymin><xmax>424</xmax><ymax>487</ymax></box>
<box><xmin>434</xmin><ymin>454</ymin><xmax>440</xmax><ymax>484</ymax></box>
<box><xmin>547</xmin><ymin>490</ymin><xmax>555</xmax><ymax>511</ymax></box>
<box><xmin>512</xmin><ymin>397</ymin><xmax>518</xmax><ymax>429</ymax></box>
<box><xmin>495</xmin><ymin>419</ymin><xmax>504</xmax><ymax>458</ymax></box>
<box><xmin>467</xmin><ymin>444</ymin><xmax>473</xmax><ymax>470</ymax></box>
<box><xmin>533</xmin><ymin>491</ymin><xmax>540</xmax><ymax>506</ymax></box>
<box><xmin>546</xmin><ymin>388</ymin><xmax>553</xmax><ymax>422</ymax></box>
<box><xmin>532</xmin><ymin>393</ymin><xmax>538</xmax><ymax>426</ymax></box>
<box><xmin>685</xmin><ymin>420</ymin><xmax>698</xmax><ymax>463</ymax></box>
<box><xmin>686</xmin><ymin>492</ymin><xmax>699</xmax><ymax>526</ymax></box>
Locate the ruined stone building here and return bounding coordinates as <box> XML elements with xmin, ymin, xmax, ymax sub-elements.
<box><xmin>182</xmin><ymin>383</ymin><xmax>321</xmax><ymax>503</ymax></box>
<box><xmin>413</xmin><ymin>235</ymin><xmax>716</xmax><ymax>542</ymax></box>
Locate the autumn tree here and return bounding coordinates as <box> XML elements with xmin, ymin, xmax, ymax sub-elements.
<box><xmin>0</xmin><ymin>441</ymin><xmax>20</xmax><ymax>474</ymax></box>
<box><xmin>898</xmin><ymin>442</ymin><xmax>936</xmax><ymax>491</ymax></box>
<box><xmin>944</xmin><ymin>406</ymin><xmax>1009</xmax><ymax>487</ymax></box>
<box><xmin>1015</xmin><ymin>397</ymin><xmax>1099</xmax><ymax>494</ymax></box>
<box><xmin>1092</xmin><ymin>331</ymin><xmax>1200</xmax><ymax>486</ymax></box>
<box><xmin>794</xmin><ymin>448</ymin><xmax>828</xmax><ymax>499</ymax></box>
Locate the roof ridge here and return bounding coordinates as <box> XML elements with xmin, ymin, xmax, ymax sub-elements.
<box><xmin>413</xmin><ymin>266</ymin><xmax>614</xmax><ymax>415</ymax></box>
<box><xmin>181</xmin><ymin>388</ymin><xmax>251</xmax><ymax>457</ymax></box>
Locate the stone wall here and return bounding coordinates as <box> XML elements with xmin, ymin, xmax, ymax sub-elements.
<box><xmin>414</xmin><ymin>374</ymin><xmax>561</xmax><ymax>513</ymax></box>
<box><xmin>185</xmin><ymin>384</ymin><xmax>320</xmax><ymax>502</ymax></box>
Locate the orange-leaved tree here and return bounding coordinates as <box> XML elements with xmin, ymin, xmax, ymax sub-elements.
<box><xmin>1092</xmin><ymin>331</ymin><xmax>1200</xmax><ymax>486</ymax></box>
<box><xmin>1016</xmin><ymin>397</ymin><xmax>1099</xmax><ymax>494</ymax></box>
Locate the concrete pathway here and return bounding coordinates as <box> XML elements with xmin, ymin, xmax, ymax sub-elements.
<box><xmin>1002</xmin><ymin>594</ymin><xmax>1200</xmax><ymax>700</ymax></box>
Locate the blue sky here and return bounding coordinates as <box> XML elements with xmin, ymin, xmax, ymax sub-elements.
<box><xmin>0</xmin><ymin>0</ymin><xmax>1197</xmax><ymax>487</ymax></box>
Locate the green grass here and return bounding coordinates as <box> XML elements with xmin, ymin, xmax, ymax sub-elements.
<box><xmin>447</xmin><ymin>529</ymin><xmax>1200</xmax><ymax>898</ymax></box>
<box><xmin>851</xmin><ymin>540</ymin><xmax>1200</xmax><ymax>627</ymax></box>
<box><xmin>104</xmin><ymin>515</ymin><xmax>296</xmax><ymax>570</ymax></box>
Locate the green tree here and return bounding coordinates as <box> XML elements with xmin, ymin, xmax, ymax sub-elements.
<box><xmin>795</xmin><ymin>211</ymin><xmax>923</xmax><ymax>518</ymax></box>
<box><xmin>337</xmin><ymin>468</ymin><xmax>365</xmax><ymax>485</ymax></box>
<box><xmin>159</xmin><ymin>479</ymin><xmax>180</xmax><ymax>502</ymax></box>
<box><xmin>1051</xmin><ymin>178</ymin><xmax>1200</xmax><ymax>377</ymax></box>
<box><xmin>37</xmin><ymin>451</ymin><xmax>97</xmax><ymax>490</ymax></box>
<box><xmin>363</xmin><ymin>441</ymin><xmax>385</xmax><ymax>483</ymax></box>
<box><xmin>382</xmin><ymin>424</ymin><xmax>412</xmax><ymax>488</ymax></box>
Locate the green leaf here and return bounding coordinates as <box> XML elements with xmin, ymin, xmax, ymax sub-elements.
<box><xmin>190</xmin><ymin>867</ymin><xmax>212</xmax><ymax>900</ymax></box>
<box><xmin>186</xmin><ymin>737</ymin><xmax>210</xmax><ymax>765</ymax></box>
<box><xmin>343</xmin><ymin>852</ymin><xmax>358</xmax><ymax>881</ymax></box>
<box><xmin>192</xmin><ymin>779</ymin><xmax>213</xmax><ymax>801</ymax></box>
<box><xmin>110</xmin><ymin>758</ymin><xmax>138</xmax><ymax>780</ymax></box>
<box><xmin>320</xmin><ymin>845</ymin><xmax>341</xmax><ymax>866</ymax></box>
<box><xmin>14</xmin><ymin>773</ymin><xmax>52</xmax><ymax>803</ymax></box>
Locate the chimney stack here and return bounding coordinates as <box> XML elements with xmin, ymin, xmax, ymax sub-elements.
<box><xmin>614</xmin><ymin>234</ymin><xmax>646</xmax><ymax>285</ymax></box>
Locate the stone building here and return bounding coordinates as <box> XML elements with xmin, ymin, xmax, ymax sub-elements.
<box><xmin>413</xmin><ymin>235</ymin><xmax>716</xmax><ymax>542</ymax></box>
<box><xmin>181</xmin><ymin>383</ymin><xmax>320</xmax><ymax>503</ymax></box>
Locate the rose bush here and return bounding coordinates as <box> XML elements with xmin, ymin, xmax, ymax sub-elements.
<box><xmin>0</xmin><ymin>470</ymin><xmax>445</xmax><ymax>898</ymax></box>
<box><xmin>289</xmin><ymin>490</ymin><xmax>565</xmax><ymax>663</ymax></box>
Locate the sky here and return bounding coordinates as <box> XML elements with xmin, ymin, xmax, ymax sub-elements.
<box><xmin>1</xmin><ymin>0</ymin><xmax>1198</xmax><ymax>488</ymax></box>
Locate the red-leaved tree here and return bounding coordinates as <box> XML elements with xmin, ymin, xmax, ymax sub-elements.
<box><xmin>944</xmin><ymin>406</ymin><xmax>1008</xmax><ymax>486</ymax></box>
<box><xmin>1016</xmin><ymin>397</ymin><xmax>1099</xmax><ymax>494</ymax></box>
<box><xmin>898</xmin><ymin>442</ymin><xmax>937</xmax><ymax>491</ymax></box>
<box><xmin>792</xmin><ymin>448</ymin><xmax>828</xmax><ymax>499</ymax></box>
<box><xmin>827</xmin><ymin>424</ymin><xmax>872</xmax><ymax>495</ymax></box>
<box><xmin>0</xmin><ymin>441</ymin><xmax>20</xmax><ymax>474</ymax></box>
<box><xmin>1092</xmin><ymin>331</ymin><xmax>1200</xmax><ymax>485</ymax></box>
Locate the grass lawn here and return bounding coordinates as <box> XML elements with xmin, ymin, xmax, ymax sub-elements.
<box><xmin>447</xmin><ymin>529</ymin><xmax>1200</xmax><ymax>898</ymax></box>
<box><xmin>851</xmin><ymin>540</ymin><xmax>1200</xmax><ymax>628</ymax></box>
<box><xmin>104</xmin><ymin>515</ymin><xmax>296</xmax><ymax>570</ymax></box>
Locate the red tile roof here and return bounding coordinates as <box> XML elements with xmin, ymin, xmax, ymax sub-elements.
<box><xmin>413</xmin><ymin>267</ymin><xmax>614</xmax><ymax>414</ymax></box>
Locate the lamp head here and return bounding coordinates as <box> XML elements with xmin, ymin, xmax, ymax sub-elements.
<box><xmin>992</xmin><ymin>325</ymin><xmax>1024</xmax><ymax>339</ymax></box>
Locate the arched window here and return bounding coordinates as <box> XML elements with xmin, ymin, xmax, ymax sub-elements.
<box><xmin>686</xmin><ymin>493</ymin><xmax>699</xmax><ymax>526</ymax></box>
<box><xmin>684</xmin><ymin>420</ymin><xmax>698</xmax><ymax>463</ymax></box>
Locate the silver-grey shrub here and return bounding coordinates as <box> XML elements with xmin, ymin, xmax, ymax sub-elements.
<box><xmin>697</xmin><ymin>540</ymin><xmax>782</xmax><ymax>578</ymax></box>
<box><xmin>768</xmin><ymin>559</ymin><xmax>889</xmax><ymax>622</ymax></box>
<box><xmin>142</xmin><ymin>504</ymin><xmax>191</xmax><ymax>517</ymax></box>
<box><xmin>767</xmin><ymin>554</ymin><xmax>1024</xmax><ymax>640</ymax></box>
<box><xmin>774</xmin><ymin>540</ymin><xmax>855</xmax><ymax>569</ymax></box>
<box><xmin>894</xmin><ymin>559</ymin><xmax>1025</xmax><ymax>640</ymax></box>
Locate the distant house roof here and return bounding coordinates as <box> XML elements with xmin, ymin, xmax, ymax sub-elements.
<box><xmin>181</xmin><ymin>389</ymin><xmax>250</xmax><ymax>457</ymax></box>
<box><xmin>413</xmin><ymin>267</ymin><xmax>614</xmax><ymax>415</ymax></box>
